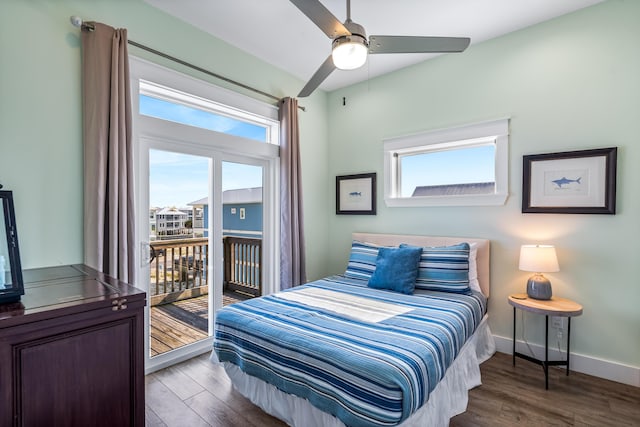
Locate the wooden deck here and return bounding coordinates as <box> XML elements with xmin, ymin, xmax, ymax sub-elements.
<box><xmin>150</xmin><ymin>290</ymin><xmax>252</xmax><ymax>357</ymax></box>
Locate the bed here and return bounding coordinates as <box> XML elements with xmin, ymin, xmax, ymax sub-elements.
<box><xmin>211</xmin><ymin>233</ymin><xmax>496</xmax><ymax>427</ymax></box>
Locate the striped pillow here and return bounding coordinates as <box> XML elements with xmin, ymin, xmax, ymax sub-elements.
<box><xmin>401</xmin><ymin>242</ymin><xmax>471</xmax><ymax>293</ymax></box>
<box><xmin>343</xmin><ymin>241</ymin><xmax>386</xmax><ymax>280</ymax></box>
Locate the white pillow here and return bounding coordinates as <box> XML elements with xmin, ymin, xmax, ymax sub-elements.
<box><xmin>468</xmin><ymin>242</ymin><xmax>481</xmax><ymax>293</ymax></box>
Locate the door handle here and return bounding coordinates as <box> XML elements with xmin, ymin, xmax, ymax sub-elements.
<box><xmin>140</xmin><ymin>242</ymin><xmax>156</xmax><ymax>266</ymax></box>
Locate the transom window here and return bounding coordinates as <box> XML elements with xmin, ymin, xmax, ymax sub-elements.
<box><xmin>384</xmin><ymin>119</ymin><xmax>509</xmax><ymax>207</ymax></box>
<box><xmin>139</xmin><ymin>80</ymin><xmax>278</xmax><ymax>144</ymax></box>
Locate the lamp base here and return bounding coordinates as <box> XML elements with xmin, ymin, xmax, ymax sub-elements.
<box><xmin>526</xmin><ymin>274</ymin><xmax>552</xmax><ymax>300</ymax></box>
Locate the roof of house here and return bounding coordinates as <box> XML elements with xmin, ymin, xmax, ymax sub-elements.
<box><xmin>188</xmin><ymin>187</ymin><xmax>263</xmax><ymax>206</ymax></box>
<box><xmin>156</xmin><ymin>207</ymin><xmax>189</xmax><ymax>216</ymax></box>
<box><xmin>411</xmin><ymin>182</ymin><xmax>495</xmax><ymax>197</ymax></box>
<box><xmin>187</xmin><ymin>197</ymin><xmax>208</xmax><ymax>206</ymax></box>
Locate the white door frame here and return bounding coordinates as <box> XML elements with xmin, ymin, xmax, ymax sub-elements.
<box><xmin>136</xmin><ymin>131</ymin><xmax>278</xmax><ymax>374</ymax></box>
<box><xmin>130</xmin><ymin>57</ymin><xmax>280</xmax><ymax>374</ymax></box>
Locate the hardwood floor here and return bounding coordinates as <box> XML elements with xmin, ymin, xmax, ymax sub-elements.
<box><xmin>451</xmin><ymin>352</ymin><xmax>639</xmax><ymax>426</ymax></box>
<box><xmin>145</xmin><ymin>351</ymin><xmax>640</xmax><ymax>427</ymax></box>
<box><xmin>145</xmin><ymin>352</ymin><xmax>286</xmax><ymax>427</ymax></box>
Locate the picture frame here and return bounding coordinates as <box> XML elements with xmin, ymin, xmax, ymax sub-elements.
<box><xmin>522</xmin><ymin>147</ymin><xmax>617</xmax><ymax>214</ymax></box>
<box><xmin>336</xmin><ymin>173</ymin><xmax>376</xmax><ymax>215</ymax></box>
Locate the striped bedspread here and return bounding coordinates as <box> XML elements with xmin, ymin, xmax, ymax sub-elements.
<box><xmin>213</xmin><ymin>276</ymin><xmax>487</xmax><ymax>427</ymax></box>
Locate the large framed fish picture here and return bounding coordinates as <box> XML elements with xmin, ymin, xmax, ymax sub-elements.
<box><xmin>522</xmin><ymin>147</ymin><xmax>617</xmax><ymax>214</ymax></box>
<box><xmin>336</xmin><ymin>172</ymin><xmax>376</xmax><ymax>215</ymax></box>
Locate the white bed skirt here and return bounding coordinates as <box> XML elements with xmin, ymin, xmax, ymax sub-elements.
<box><xmin>211</xmin><ymin>315</ymin><xmax>496</xmax><ymax>427</ymax></box>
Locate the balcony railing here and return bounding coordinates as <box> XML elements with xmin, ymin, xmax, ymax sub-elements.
<box><xmin>149</xmin><ymin>236</ymin><xmax>262</xmax><ymax>305</ymax></box>
<box><xmin>223</xmin><ymin>236</ymin><xmax>262</xmax><ymax>297</ymax></box>
<box><xmin>149</xmin><ymin>237</ymin><xmax>208</xmax><ymax>306</ymax></box>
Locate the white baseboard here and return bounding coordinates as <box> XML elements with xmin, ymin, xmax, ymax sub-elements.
<box><xmin>493</xmin><ymin>334</ymin><xmax>640</xmax><ymax>387</ymax></box>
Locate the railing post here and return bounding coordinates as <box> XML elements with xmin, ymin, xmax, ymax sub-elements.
<box><xmin>223</xmin><ymin>237</ymin><xmax>229</xmax><ymax>290</ymax></box>
<box><xmin>258</xmin><ymin>239</ymin><xmax>262</xmax><ymax>295</ymax></box>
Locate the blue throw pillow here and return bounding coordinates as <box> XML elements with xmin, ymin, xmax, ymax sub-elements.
<box><xmin>401</xmin><ymin>243</ymin><xmax>471</xmax><ymax>293</ymax></box>
<box><xmin>344</xmin><ymin>241</ymin><xmax>385</xmax><ymax>280</ymax></box>
<box><xmin>367</xmin><ymin>246</ymin><xmax>422</xmax><ymax>294</ymax></box>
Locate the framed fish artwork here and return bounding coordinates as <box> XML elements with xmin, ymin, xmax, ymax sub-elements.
<box><xmin>522</xmin><ymin>147</ymin><xmax>617</xmax><ymax>214</ymax></box>
<box><xmin>336</xmin><ymin>173</ymin><xmax>376</xmax><ymax>215</ymax></box>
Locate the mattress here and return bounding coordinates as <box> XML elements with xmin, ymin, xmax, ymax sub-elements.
<box><xmin>213</xmin><ymin>275</ymin><xmax>489</xmax><ymax>427</ymax></box>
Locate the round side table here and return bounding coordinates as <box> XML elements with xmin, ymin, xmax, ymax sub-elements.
<box><xmin>508</xmin><ymin>293</ymin><xmax>583</xmax><ymax>389</ymax></box>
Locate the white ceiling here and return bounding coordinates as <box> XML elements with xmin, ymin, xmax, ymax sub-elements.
<box><xmin>143</xmin><ymin>0</ymin><xmax>604</xmax><ymax>93</ymax></box>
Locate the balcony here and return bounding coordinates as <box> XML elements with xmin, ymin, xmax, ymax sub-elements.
<box><xmin>149</xmin><ymin>236</ymin><xmax>262</xmax><ymax>356</ymax></box>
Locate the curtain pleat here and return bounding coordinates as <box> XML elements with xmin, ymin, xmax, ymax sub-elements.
<box><xmin>81</xmin><ymin>23</ymin><xmax>135</xmax><ymax>282</ymax></box>
<box><xmin>279</xmin><ymin>98</ymin><xmax>306</xmax><ymax>289</ymax></box>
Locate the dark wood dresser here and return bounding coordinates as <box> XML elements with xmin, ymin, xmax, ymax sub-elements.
<box><xmin>0</xmin><ymin>264</ymin><xmax>146</xmax><ymax>427</ymax></box>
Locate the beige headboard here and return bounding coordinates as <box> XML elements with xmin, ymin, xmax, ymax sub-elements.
<box><xmin>352</xmin><ymin>233</ymin><xmax>491</xmax><ymax>298</ymax></box>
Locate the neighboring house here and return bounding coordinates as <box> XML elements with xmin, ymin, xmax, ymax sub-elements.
<box><xmin>179</xmin><ymin>208</ymin><xmax>193</xmax><ymax>225</ymax></box>
<box><xmin>149</xmin><ymin>207</ymin><xmax>160</xmax><ymax>238</ymax></box>
<box><xmin>187</xmin><ymin>197</ymin><xmax>207</xmax><ymax>237</ymax></box>
<box><xmin>188</xmin><ymin>187</ymin><xmax>263</xmax><ymax>239</ymax></box>
<box><xmin>150</xmin><ymin>206</ymin><xmax>195</xmax><ymax>239</ymax></box>
<box><xmin>412</xmin><ymin>182</ymin><xmax>495</xmax><ymax>197</ymax></box>
<box><xmin>155</xmin><ymin>207</ymin><xmax>190</xmax><ymax>238</ymax></box>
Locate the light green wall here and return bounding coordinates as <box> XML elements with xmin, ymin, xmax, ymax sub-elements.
<box><xmin>0</xmin><ymin>0</ymin><xmax>330</xmax><ymax>281</ymax></box>
<box><xmin>326</xmin><ymin>0</ymin><xmax>639</xmax><ymax>369</ymax></box>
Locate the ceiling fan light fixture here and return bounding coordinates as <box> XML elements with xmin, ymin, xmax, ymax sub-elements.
<box><xmin>332</xmin><ymin>35</ymin><xmax>368</xmax><ymax>70</ymax></box>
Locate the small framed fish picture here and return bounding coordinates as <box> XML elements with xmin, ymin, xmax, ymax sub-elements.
<box><xmin>336</xmin><ymin>173</ymin><xmax>376</xmax><ymax>215</ymax></box>
<box><xmin>522</xmin><ymin>147</ymin><xmax>617</xmax><ymax>214</ymax></box>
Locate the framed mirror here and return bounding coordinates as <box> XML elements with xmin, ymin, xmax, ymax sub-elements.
<box><xmin>0</xmin><ymin>190</ymin><xmax>24</xmax><ymax>304</ymax></box>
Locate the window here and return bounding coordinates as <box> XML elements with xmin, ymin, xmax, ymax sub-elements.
<box><xmin>139</xmin><ymin>80</ymin><xmax>278</xmax><ymax>144</ymax></box>
<box><xmin>384</xmin><ymin>119</ymin><xmax>509</xmax><ymax>207</ymax></box>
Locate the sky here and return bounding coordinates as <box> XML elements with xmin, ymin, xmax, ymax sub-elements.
<box><xmin>140</xmin><ymin>95</ymin><xmax>267</xmax><ymax>141</ymax></box>
<box><xmin>400</xmin><ymin>144</ymin><xmax>495</xmax><ymax>196</ymax></box>
<box><xmin>141</xmin><ymin>95</ymin><xmax>263</xmax><ymax>208</ymax></box>
<box><xmin>149</xmin><ymin>151</ymin><xmax>263</xmax><ymax>208</ymax></box>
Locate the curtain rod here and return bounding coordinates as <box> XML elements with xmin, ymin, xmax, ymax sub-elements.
<box><xmin>69</xmin><ymin>16</ymin><xmax>305</xmax><ymax>111</ymax></box>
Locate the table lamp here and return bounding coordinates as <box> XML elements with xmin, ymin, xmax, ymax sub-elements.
<box><xmin>519</xmin><ymin>245</ymin><xmax>559</xmax><ymax>300</ymax></box>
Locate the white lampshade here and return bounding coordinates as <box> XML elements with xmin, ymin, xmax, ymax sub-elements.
<box><xmin>332</xmin><ymin>40</ymin><xmax>368</xmax><ymax>70</ymax></box>
<box><xmin>519</xmin><ymin>245</ymin><xmax>559</xmax><ymax>273</ymax></box>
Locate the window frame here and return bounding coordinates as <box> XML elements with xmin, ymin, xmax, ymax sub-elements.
<box><xmin>139</xmin><ymin>80</ymin><xmax>279</xmax><ymax>144</ymax></box>
<box><xmin>384</xmin><ymin>119</ymin><xmax>509</xmax><ymax>207</ymax></box>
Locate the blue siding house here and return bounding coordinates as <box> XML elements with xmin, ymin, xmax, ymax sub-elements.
<box><xmin>188</xmin><ymin>187</ymin><xmax>262</xmax><ymax>238</ymax></box>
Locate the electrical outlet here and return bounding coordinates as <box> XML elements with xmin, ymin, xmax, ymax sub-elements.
<box><xmin>551</xmin><ymin>316</ymin><xmax>565</xmax><ymax>329</ymax></box>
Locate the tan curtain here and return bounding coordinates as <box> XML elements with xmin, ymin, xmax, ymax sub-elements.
<box><xmin>81</xmin><ymin>23</ymin><xmax>135</xmax><ymax>282</ymax></box>
<box><xmin>279</xmin><ymin>98</ymin><xmax>306</xmax><ymax>289</ymax></box>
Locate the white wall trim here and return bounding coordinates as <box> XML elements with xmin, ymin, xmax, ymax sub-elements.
<box><xmin>493</xmin><ymin>334</ymin><xmax>640</xmax><ymax>387</ymax></box>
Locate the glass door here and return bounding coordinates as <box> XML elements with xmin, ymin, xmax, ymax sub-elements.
<box><xmin>139</xmin><ymin>142</ymin><xmax>215</xmax><ymax>369</ymax></box>
<box><xmin>137</xmin><ymin>141</ymin><xmax>276</xmax><ymax>373</ymax></box>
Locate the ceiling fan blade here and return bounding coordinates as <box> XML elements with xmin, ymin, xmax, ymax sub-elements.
<box><xmin>290</xmin><ymin>0</ymin><xmax>350</xmax><ymax>39</ymax></box>
<box><xmin>298</xmin><ymin>55</ymin><xmax>336</xmax><ymax>97</ymax></box>
<box><xmin>368</xmin><ymin>36</ymin><xmax>471</xmax><ymax>54</ymax></box>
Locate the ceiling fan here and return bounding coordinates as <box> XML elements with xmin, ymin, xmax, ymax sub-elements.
<box><xmin>291</xmin><ymin>0</ymin><xmax>471</xmax><ymax>97</ymax></box>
